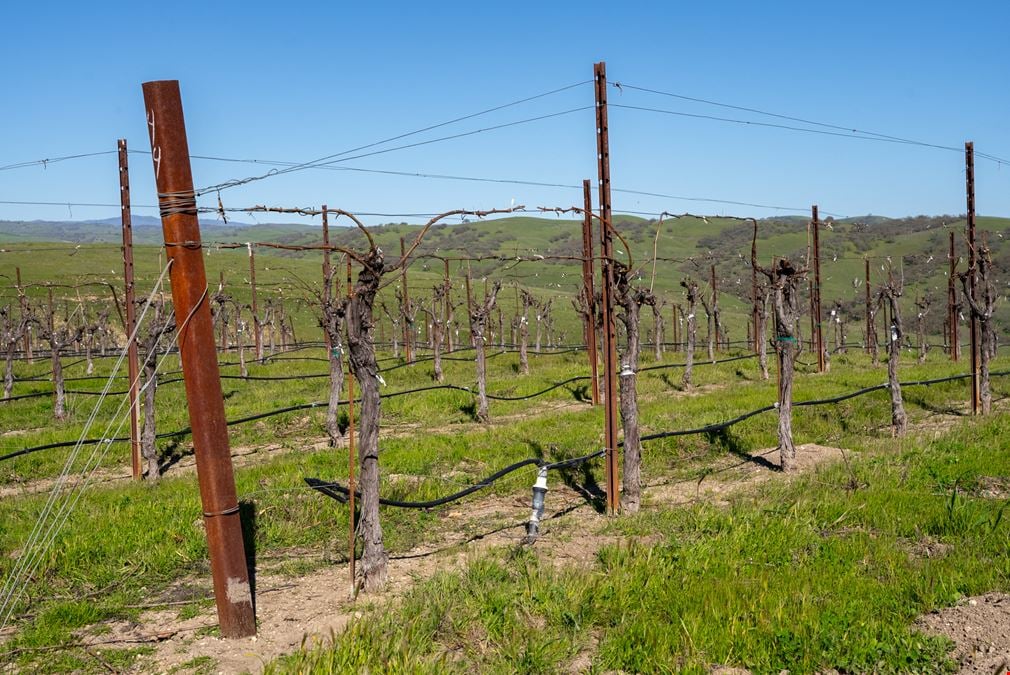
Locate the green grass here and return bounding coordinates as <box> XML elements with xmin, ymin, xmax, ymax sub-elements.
<box><xmin>1</xmin><ymin>344</ymin><xmax>1007</xmax><ymax>671</ymax></box>
<box><xmin>268</xmin><ymin>413</ymin><xmax>1010</xmax><ymax>674</ymax></box>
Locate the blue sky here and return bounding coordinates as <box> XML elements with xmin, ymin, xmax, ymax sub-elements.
<box><xmin>1</xmin><ymin>1</ymin><xmax>1008</xmax><ymax>225</ymax></box>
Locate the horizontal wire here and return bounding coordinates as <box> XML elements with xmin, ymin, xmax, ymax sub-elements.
<box><xmin>0</xmin><ymin>151</ymin><xmax>117</xmax><ymax>172</ymax></box>
<box><xmin>611</xmin><ymin>100</ymin><xmax>1010</xmax><ymax>167</ymax></box>
<box><xmin>197</xmin><ymin>80</ymin><xmax>594</xmax><ymax>195</ymax></box>
<box><xmin>196</xmin><ymin>106</ymin><xmax>594</xmax><ymax>195</ymax></box>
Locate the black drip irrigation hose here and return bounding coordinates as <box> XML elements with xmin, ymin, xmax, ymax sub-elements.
<box><xmin>636</xmin><ymin>369</ymin><xmax>1010</xmax><ymax>444</ymax></box>
<box><xmin>2</xmin><ymin>361</ymin><xmax>1001</xmax><ymax>465</ymax></box>
<box><xmin>0</xmin><ymin>348</ymin><xmax>753</xmax><ymax>405</ymax></box>
<box><xmin>10</xmin><ymin>345</ymin><xmax>586</xmax><ymax>387</ymax></box>
<box><xmin>304</xmin><ymin>449</ymin><xmax>605</xmax><ymax>510</ymax></box>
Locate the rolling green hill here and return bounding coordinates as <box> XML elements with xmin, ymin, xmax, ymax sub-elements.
<box><xmin>0</xmin><ymin>212</ymin><xmax>1006</xmax><ymax>345</ymax></box>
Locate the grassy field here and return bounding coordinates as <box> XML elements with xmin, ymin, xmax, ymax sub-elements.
<box><xmin>2</xmin><ymin>213</ymin><xmax>1009</xmax><ymax>351</ymax></box>
<box><xmin>270</xmin><ymin>412</ymin><xmax>1010</xmax><ymax>673</ymax></box>
<box><xmin>0</xmin><ymin>342</ymin><xmax>1008</xmax><ymax>672</ymax></box>
<box><xmin>1</xmin><ymin>215</ymin><xmax>1009</xmax><ymax>671</ymax></box>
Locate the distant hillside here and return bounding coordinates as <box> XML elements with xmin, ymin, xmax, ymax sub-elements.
<box><xmin>2</xmin><ymin>212</ymin><xmax>1008</xmax><ymax>340</ymax></box>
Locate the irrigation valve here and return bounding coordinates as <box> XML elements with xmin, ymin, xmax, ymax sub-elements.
<box><xmin>525</xmin><ymin>466</ymin><xmax>549</xmax><ymax>542</ymax></box>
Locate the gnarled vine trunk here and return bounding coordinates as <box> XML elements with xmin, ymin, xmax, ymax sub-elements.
<box><xmin>139</xmin><ymin>298</ymin><xmax>175</xmax><ymax>480</ymax></box>
<box><xmin>652</xmin><ymin>301</ymin><xmax>664</xmax><ymax>361</ymax></box>
<box><xmin>915</xmin><ymin>294</ymin><xmax>930</xmax><ymax>365</ymax></box>
<box><xmin>614</xmin><ymin>265</ymin><xmax>652</xmax><ymax>513</ymax></box>
<box><xmin>322</xmin><ymin>300</ymin><xmax>346</xmax><ymax>447</ymax></box>
<box><xmin>770</xmin><ymin>271</ymin><xmax>803</xmax><ymax>472</ymax></box>
<box><xmin>470</xmin><ymin>281</ymin><xmax>501</xmax><ymax>424</ymax></box>
<box><xmin>757</xmin><ymin>289</ymin><xmax>770</xmax><ymax>380</ymax></box>
<box><xmin>681</xmin><ymin>279</ymin><xmax>698</xmax><ymax>388</ymax></box>
<box><xmin>961</xmin><ymin>244</ymin><xmax>997</xmax><ymax>415</ymax></box>
<box><xmin>345</xmin><ymin>253</ymin><xmax>387</xmax><ymax>592</ymax></box>
<box><xmin>879</xmin><ymin>284</ymin><xmax>907</xmax><ymax>435</ymax></box>
<box><xmin>518</xmin><ymin>290</ymin><xmax>532</xmax><ymax>375</ymax></box>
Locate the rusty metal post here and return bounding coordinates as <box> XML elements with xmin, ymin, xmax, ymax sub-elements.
<box><xmin>321</xmin><ymin>206</ymin><xmax>332</xmax><ymax>353</ymax></box>
<box><xmin>811</xmin><ymin>205</ymin><xmax>824</xmax><ymax>372</ymax></box>
<box><xmin>751</xmin><ymin>232</ymin><xmax>760</xmax><ymax>352</ymax></box>
<box><xmin>672</xmin><ymin>304</ymin><xmax>680</xmax><ymax>351</ymax></box>
<box><xmin>581</xmin><ymin>180</ymin><xmax>600</xmax><ymax>405</ymax></box>
<box><xmin>443</xmin><ymin>258</ymin><xmax>452</xmax><ymax>351</ymax></box>
<box><xmin>966</xmin><ymin>142</ymin><xmax>980</xmax><ymax>414</ymax></box>
<box><xmin>464</xmin><ymin>261</ymin><xmax>474</xmax><ymax>315</ymax></box>
<box><xmin>464</xmin><ymin>261</ymin><xmax>475</xmax><ymax>347</ymax></box>
<box><xmin>142</xmin><ymin>80</ymin><xmax>256</xmax><ymax>638</ymax></box>
<box><xmin>218</xmin><ymin>271</ymin><xmax>229</xmax><ymax>352</ymax></box>
<box><xmin>710</xmin><ymin>264</ymin><xmax>720</xmax><ymax>351</ymax></box>
<box><xmin>948</xmin><ymin>231</ymin><xmax>959</xmax><ymax>361</ymax></box>
<box><xmin>400</xmin><ymin>237</ymin><xmax>412</xmax><ymax>362</ymax></box>
<box><xmin>118</xmin><ymin>139</ymin><xmax>142</xmax><ymax>480</ymax></box>
<box><xmin>345</xmin><ymin>256</ymin><xmax>356</xmax><ymax>591</ymax></box>
<box><xmin>864</xmin><ymin>258</ymin><xmax>871</xmax><ymax>355</ymax></box>
<box><xmin>595</xmin><ymin>61</ymin><xmax>620</xmax><ymax>515</ymax></box>
<box><xmin>247</xmin><ymin>243</ymin><xmax>261</xmax><ymax>360</ymax></box>
<box><xmin>15</xmin><ymin>268</ymin><xmax>31</xmax><ymax>362</ymax></box>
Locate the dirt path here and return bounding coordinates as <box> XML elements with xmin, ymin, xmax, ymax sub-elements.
<box><xmin>69</xmin><ymin>442</ymin><xmax>843</xmax><ymax>674</ymax></box>
<box><xmin>916</xmin><ymin>593</ymin><xmax>1010</xmax><ymax>674</ymax></box>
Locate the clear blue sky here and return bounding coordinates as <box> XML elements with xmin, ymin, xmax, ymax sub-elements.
<box><xmin>1</xmin><ymin>0</ymin><xmax>1008</xmax><ymax>225</ymax></box>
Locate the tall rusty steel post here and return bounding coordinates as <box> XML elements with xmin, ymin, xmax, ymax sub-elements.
<box><xmin>248</xmin><ymin>243</ymin><xmax>261</xmax><ymax>359</ymax></box>
<box><xmin>443</xmin><ymin>259</ymin><xmax>452</xmax><ymax>350</ymax></box>
<box><xmin>672</xmin><ymin>304</ymin><xmax>680</xmax><ymax>351</ymax></box>
<box><xmin>465</xmin><ymin>261</ymin><xmax>475</xmax><ymax>347</ymax></box>
<box><xmin>594</xmin><ymin>61</ymin><xmax>620</xmax><ymax>515</ymax></box>
<box><xmin>345</xmin><ymin>257</ymin><xmax>356</xmax><ymax>592</ymax></box>
<box><xmin>751</xmin><ymin>229</ymin><xmax>760</xmax><ymax>352</ymax></box>
<box><xmin>581</xmin><ymin>180</ymin><xmax>600</xmax><ymax>406</ymax></box>
<box><xmin>948</xmin><ymin>231</ymin><xmax>958</xmax><ymax>361</ymax></box>
<box><xmin>400</xmin><ymin>237</ymin><xmax>412</xmax><ymax>362</ymax></box>
<box><xmin>965</xmin><ymin>142</ymin><xmax>980</xmax><ymax>414</ymax></box>
<box><xmin>864</xmin><ymin>258</ymin><xmax>872</xmax><ymax>354</ymax></box>
<box><xmin>710</xmin><ymin>264</ymin><xmax>720</xmax><ymax>351</ymax></box>
<box><xmin>811</xmin><ymin>206</ymin><xmax>824</xmax><ymax>372</ymax></box>
<box><xmin>118</xmin><ymin>139</ymin><xmax>142</xmax><ymax>480</ymax></box>
<box><xmin>321</xmin><ymin>206</ymin><xmax>332</xmax><ymax>352</ymax></box>
<box><xmin>218</xmin><ymin>271</ymin><xmax>228</xmax><ymax>352</ymax></box>
<box><xmin>142</xmin><ymin>80</ymin><xmax>256</xmax><ymax>638</ymax></box>
<box><xmin>15</xmin><ymin>268</ymin><xmax>31</xmax><ymax>362</ymax></box>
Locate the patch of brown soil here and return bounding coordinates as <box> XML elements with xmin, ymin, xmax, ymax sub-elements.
<box><xmin>973</xmin><ymin>476</ymin><xmax>1010</xmax><ymax>500</ymax></box>
<box><xmin>23</xmin><ymin>431</ymin><xmax>848</xmax><ymax>673</ymax></box>
<box><xmin>646</xmin><ymin>443</ymin><xmax>848</xmax><ymax>508</ymax></box>
<box><xmin>906</xmin><ymin>536</ymin><xmax>951</xmax><ymax>560</ymax></box>
<box><xmin>916</xmin><ymin>593</ymin><xmax>1010</xmax><ymax>674</ymax></box>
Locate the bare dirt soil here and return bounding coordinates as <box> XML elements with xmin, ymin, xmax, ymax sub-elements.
<box><xmin>73</xmin><ymin>442</ymin><xmax>845</xmax><ymax>674</ymax></box>
<box><xmin>917</xmin><ymin>593</ymin><xmax>1010</xmax><ymax>675</ymax></box>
